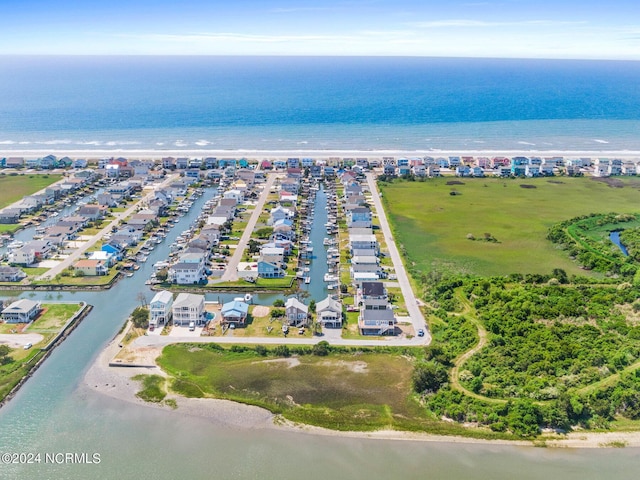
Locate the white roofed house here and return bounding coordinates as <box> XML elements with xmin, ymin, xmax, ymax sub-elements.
<box><xmin>149</xmin><ymin>290</ymin><xmax>173</xmax><ymax>328</ymax></box>
<box><xmin>285</xmin><ymin>297</ymin><xmax>309</xmax><ymax>327</ymax></box>
<box><xmin>268</xmin><ymin>205</ymin><xmax>294</xmax><ymax>226</ymax></box>
<box><xmin>1</xmin><ymin>299</ymin><xmax>41</xmax><ymax>324</ymax></box>
<box><xmin>169</xmin><ymin>252</ymin><xmax>207</xmax><ymax>285</ymax></box>
<box><xmin>349</xmin><ymin>234</ymin><xmax>378</xmax><ymax>254</ymax></box>
<box><xmin>171</xmin><ymin>293</ymin><xmax>205</xmax><ymax>326</ymax></box>
<box><xmin>315</xmin><ymin>295</ymin><xmax>343</xmax><ymax>328</ymax></box>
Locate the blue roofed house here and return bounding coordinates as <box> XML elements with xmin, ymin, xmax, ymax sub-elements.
<box><xmin>221</xmin><ymin>300</ymin><xmax>249</xmax><ymax>326</ymax></box>
<box><xmin>258</xmin><ymin>261</ymin><xmax>285</xmax><ymax>278</ymax></box>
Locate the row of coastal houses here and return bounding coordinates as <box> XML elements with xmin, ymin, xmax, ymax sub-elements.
<box><xmin>0</xmin><ymin>170</ymin><xmax>99</xmax><ymax>225</ymax></box>
<box><xmin>338</xmin><ymin>171</ymin><xmax>397</xmax><ymax>336</ymax></box>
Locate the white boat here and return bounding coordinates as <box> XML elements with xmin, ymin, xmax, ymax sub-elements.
<box><xmin>305</xmin><ymin>277</ymin><xmax>311</xmax><ymax>284</ymax></box>
<box><xmin>244</xmin><ymin>293</ymin><xmax>253</xmax><ymax>303</ymax></box>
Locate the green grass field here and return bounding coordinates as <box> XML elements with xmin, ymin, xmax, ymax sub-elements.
<box><xmin>0</xmin><ymin>302</ymin><xmax>83</xmax><ymax>402</ymax></box>
<box><xmin>156</xmin><ymin>344</ymin><xmax>514</xmax><ymax>438</ymax></box>
<box><xmin>0</xmin><ymin>174</ymin><xmax>62</xmax><ymax>209</ymax></box>
<box><xmin>379</xmin><ymin>176</ymin><xmax>640</xmax><ymax>277</ymax></box>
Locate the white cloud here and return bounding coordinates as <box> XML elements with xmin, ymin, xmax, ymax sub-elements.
<box><xmin>409</xmin><ymin>19</ymin><xmax>588</xmax><ymax>28</ymax></box>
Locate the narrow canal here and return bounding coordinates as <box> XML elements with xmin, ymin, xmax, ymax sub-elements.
<box><xmin>301</xmin><ymin>183</ymin><xmax>329</xmax><ymax>302</ymax></box>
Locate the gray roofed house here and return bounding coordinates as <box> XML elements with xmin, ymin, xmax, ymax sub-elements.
<box><xmin>0</xmin><ymin>266</ymin><xmax>27</xmax><ymax>282</ymax></box>
<box><xmin>1</xmin><ymin>299</ymin><xmax>41</xmax><ymax>323</ymax></box>
<box><xmin>360</xmin><ymin>281</ymin><xmax>386</xmax><ymax>299</ymax></box>
<box><xmin>315</xmin><ymin>295</ymin><xmax>343</xmax><ymax>328</ymax></box>
<box><xmin>285</xmin><ymin>297</ymin><xmax>309</xmax><ymax>327</ymax></box>
<box><xmin>359</xmin><ymin>308</ymin><xmax>396</xmax><ymax>336</ymax></box>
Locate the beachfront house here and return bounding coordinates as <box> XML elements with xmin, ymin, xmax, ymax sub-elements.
<box><xmin>171</xmin><ymin>293</ymin><xmax>205</xmax><ymax>326</ymax></box>
<box><xmin>149</xmin><ymin>290</ymin><xmax>173</xmax><ymax>328</ymax></box>
<box><xmin>1</xmin><ymin>299</ymin><xmax>41</xmax><ymax>324</ymax></box>
<box><xmin>221</xmin><ymin>300</ymin><xmax>249</xmax><ymax>326</ymax></box>
<box><xmin>315</xmin><ymin>295</ymin><xmax>343</xmax><ymax>328</ymax></box>
<box><xmin>285</xmin><ymin>297</ymin><xmax>309</xmax><ymax>327</ymax></box>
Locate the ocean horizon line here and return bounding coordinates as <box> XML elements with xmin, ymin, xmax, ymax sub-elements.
<box><xmin>3</xmin><ymin>148</ymin><xmax>640</xmax><ymax>160</ymax></box>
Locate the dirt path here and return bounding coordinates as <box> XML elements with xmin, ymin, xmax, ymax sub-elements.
<box><xmin>448</xmin><ymin>292</ymin><xmax>504</xmax><ymax>404</ymax></box>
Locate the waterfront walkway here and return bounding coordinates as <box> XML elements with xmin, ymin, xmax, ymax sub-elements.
<box><xmin>365</xmin><ymin>172</ymin><xmax>430</xmax><ymax>342</ymax></box>
<box><xmin>218</xmin><ymin>173</ymin><xmax>277</xmax><ymax>282</ymax></box>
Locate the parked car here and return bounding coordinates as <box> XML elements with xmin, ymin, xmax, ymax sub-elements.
<box><xmin>417</xmin><ymin>329</ymin><xmax>425</xmax><ymax>337</ymax></box>
<box><xmin>24</xmin><ymin>343</ymin><xmax>33</xmax><ymax>350</ymax></box>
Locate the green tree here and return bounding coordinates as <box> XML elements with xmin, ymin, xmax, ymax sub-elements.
<box><xmin>131</xmin><ymin>307</ymin><xmax>149</xmax><ymax>329</ymax></box>
<box><xmin>273</xmin><ymin>299</ymin><xmax>284</xmax><ymax>307</ymax></box>
<box><xmin>0</xmin><ymin>344</ymin><xmax>12</xmax><ymax>365</ymax></box>
<box><xmin>274</xmin><ymin>345</ymin><xmax>290</xmax><ymax>357</ymax></box>
<box><xmin>412</xmin><ymin>362</ymin><xmax>448</xmax><ymax>394</ymax></box>
<box><xmin>312</xmin><ymin>341</ymin><xmax>330</xmax><ymax>356</ymax></box>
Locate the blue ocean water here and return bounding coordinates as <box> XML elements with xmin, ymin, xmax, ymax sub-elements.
<box><xmin>0</xmin><ymin>56</ymin><xmax>639</xmax><ymax>151</ymax></box>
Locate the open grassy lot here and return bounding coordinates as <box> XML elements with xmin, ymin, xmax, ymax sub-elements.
<box><xmin>0</xmin><ymin>174</ymin><xmax>62</xmax><ymax>209</ymax></box>
<box><xmin>0</xmin><ymin>302</ymin><xmax>83</xmax><ymax>402</ymax></box>
<box><xmin>379</xmin><ymin>176</ymin><xmax>640</xmax><ymax>277</ymax></box>
<box><xmin>156</xmin><ymin>344</ymin><xmax>514</xmax><ymax>438</ymax></box>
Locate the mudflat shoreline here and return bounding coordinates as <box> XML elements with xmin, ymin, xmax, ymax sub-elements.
<box><xmin>84</xmin><ymin>327</ymin><xmax>640</xmax><ymax>449</ymax></box>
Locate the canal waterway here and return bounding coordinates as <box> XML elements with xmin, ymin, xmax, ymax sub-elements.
<box><xmin>301</xmin><ymin>184</ymin><xmax>329</xmax><ymax>302</ymax></box>
<box><xmin>0</xmin><ymin>186</ymin><xmax>639</xmax><ymax>479</ymax></box>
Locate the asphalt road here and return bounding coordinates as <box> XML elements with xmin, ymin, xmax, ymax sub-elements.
<box><xmin>218</xmin><ymin>173</ymin><xmax>277</xmax><ymax>282</ymax></box>
<box><xmin>365</xmin><ymin>172</ymin><xmax>431</xmax><ymax>344</ymax></box>
<box><xmin>38</xmin><ymin>173</ymin><xmax>179</xmax><ymax>281</ymax></box>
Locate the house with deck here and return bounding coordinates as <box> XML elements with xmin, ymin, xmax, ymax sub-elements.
<box><xmin>149</xmin><ymin>290</ymin><xmax>173</xmax><ymax>328</ymax></box>
<box><xmin>1</xmin><ymin>299</ymin><xmax>41</xmax><ymax>323</ymax></box>
<box><xmin>257</xmin><ymin>261</ymin><xmax>285</xmax><ymax>278</ymax></box>
<box><xmin>285</xmin><ymin>297</ymin><xmax>309</xmax><ymax>327</ymax></box>
<box><xmin>315</xmin><ymin>295</ymin><xmax>343</xmax><ymax>328</ymax></box>
<box><xmin>0</xmin><ymin>266</ymin><xmax>27</xmax><ymax>282</ymax></box>
<box><xmin>221</xmin><ymin>300</ymin><xmax>249</xmax><ymax>326</ymax></box>
<box><xmin>172</xmin><ymin>293</ymin><xmax>205</xmax><ymax>326</ymax></box>
<box><xmin>74</xmin><ymin>259</ymin><xmax>109</xmax><ymax>276</ymax></box>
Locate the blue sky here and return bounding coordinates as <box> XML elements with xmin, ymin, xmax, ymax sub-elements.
<box><xmin>0</xmin><ymin>0</ymin><xmax>638</xmax><ymax>58</ymax></box>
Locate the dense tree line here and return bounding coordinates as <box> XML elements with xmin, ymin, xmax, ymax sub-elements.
<box><xmin>547</xmin><ymin>213</ymin><xmax>639</xmax><ymax>276</ymax></box>
<box><xmin>416</xmin><ymin>275</ymin><xmax>640</xmax><ymax>436</ymax></box>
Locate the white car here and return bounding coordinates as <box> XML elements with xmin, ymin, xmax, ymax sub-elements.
<box><xmin>24</xmin><ymin>343</ymin><xmax>33</xmax><ymax>350</ymax></box>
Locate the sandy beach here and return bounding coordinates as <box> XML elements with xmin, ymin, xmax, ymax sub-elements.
<box><xmin>83</xmin><ymin>327</ymin><xmax>640</xmax><ymax>449</ymax></box>
<box><xmin>3</xmin><ymin>148</ymin><xmax>640</xmax><ymax>160</ymax></box>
